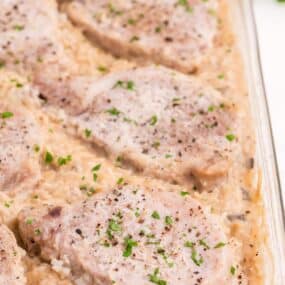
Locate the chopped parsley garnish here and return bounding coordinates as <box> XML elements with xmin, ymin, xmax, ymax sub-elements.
<box><xmin>0</xmin><ymin>60</ymin><xmax>5</xmax><ymax>69</ymax></box>
<box><xmin>13</xmin><ymin>24</ymin><xmax>24</xmax><ymax>31</ymax></box>
<box><xmin>164</xmin><ymin>216</ymin><xmax>173</xmax><ymax>226</ymax></box>
<box><xmin>123</xmin><ymin>236</ymin><xmax>138</xmax><ymax>257</ymax></box>
<box><xmin>151</xmin><ymin>141</ymin><xmax>160</xmax><ymax>149</ymax></box>
<box><xmin>214</xmin><ymin>242</ymin><xmax>226</xmax><ymax>249</ymax></box>
<box><xmin>4</xmin><ymin>201</ymin><xmax>11</xmax><ymax>208</ymax></box>
<box><xmin>26</xmin><ymin>218</ymin><xmax>33</xmax><ymax>225</ymax></box>
<box><xmin>108</xmin><ymin>3</ymin><xmax>122</xmax><ymax>15</ymax></box>
<box><xmin>1</xmin><ymin>111</ymin><xmax>13</xmax><ymax>119</ymax></box>
<box><xmin>57</xmin><ymin>155</ymin><xmax>72</xmax><ymax>166</ymax></box>
<box><xmin>92</xmin><ymin>164</ymin><xmax>101</xmax><ymax>172</ymax></box>
<box><xmin>230</xmin><ymin>265</ymin><xmax>236</xmax><ymax>275</ymax></box>
<box><xmin>155</xmin><ymin>26</ymin><xmax>162</xmax><ymax>33</ymax></box>
<box><xmin>97</xmin><ymin>65</ymin><xmax>108</xmax><ymax>73</ymax></box>
<box><xmin>115</xmin><ymin>156</ymin><xmax>123</xmax><ymax>167</ymax></box>
<box><xmin>177</xmin><ymin>0</ymin><xmax>193</xmax><ymax>13</ymax></box>
<box><xmin>208</xmin><ymin>105</ymin><xmax>215</xmax><ymax>112</ymax></box>
<box><xmin>217</xmin><ymin>73</ymin><xmax>225</xmax><ymax>79</ymax></box>
<box><xmin>184</xmin><ymin>241</ymin><xmax>203</xmax><ymax>266</ymax></box>
<box><xmin>84</xmin><ymin>128</ymin><xmax>92</xmax><ymax>138</ymax></box>
<box><xmin>191</xmin><ymin>248</ymin><xmax>204</xmax><ymax>266</ymax></box>
<box><xmin>44</xmin><ymin>151</ymin><xmax>53</xmax><ymax>164</ymax></box>
<box><xmin>113</xmin><ymin>80</ymin><xmax>135</xmax><ymax>91</ymax></box>
<box><xmin>150</xmin><ymin>115</ymin><xmax>158</xmax><ymax>126</ymax></box>
<box><xmin>151</xmin><ymin>211</ymin><xmax>160</xmax><ymax>219</ymax></box>
<box><xmin>184</xmin><ymin>241</ymin><xmax>194</xmax><ymax>248</ymax></box>
<box><xmin>165</xmin><ymin>154</ymin><xmax>172</xmax><ymax>159</ymax></box>
<box><xmin>180</xmin><ymin>191</ymin><xmax>190</xmax><ymax>196</ymax></box>
<box><xmin>108</xmin><ymin>219</ymin><xmax>122</xmax><ymax>232</ymax></box>
<box><xmin>199</xmin><ymin>239</ymin><xmax>210</xmax><ymax>250</ymax></box>
<box><xmin>93</xmin><ymin>173</ymin><xmax>98</xmax><ymax>182</ymax></box>
<box><xmin>91</xmin><ymin>164</ymin><xmax>101</xmax><ymax>182</ymax></box>
<box><xmin>33</xmin><ymin>144</ymin><xmax>40</xmax><ymax>152</ymax></box>
<box><xmin>128</xmin><ymin>18</ymin><xmax>136</xmax><ymax>25</ymax></box>
<box><xmin>130</xmin><ymin>35</ymin><xmax>140</xmax><ymax>42</ymax></box>
<box><xmin>148</xmin><ymin>268</ymin><xmax>167</xmax><ymax>285</ymax></box>
<box><xmin>117</xmin><ymin>177</ymin><xmax>124</xmax><ymax>185</ymax></box>
<box><xmin>157</xmin><ymin>248</ymin><xmax>174</xmax><ymax>268</ymax></box>
<box><xmin>172</xmin><ymin>97</ymin><xmax>181</xmax><ymax>107</ymax></box>
<box><xmin>10</xmin><ymin>79</ymin><xmax>23</xmax><ymax>88</ymax></box>
<box><xmin>225</xmin><ymin>133</ymin><xmax>236</xmax><ymax>142</ymax></box>
<box><xmin>106</xmin><ymin>107</ymin><xmax>121</xmax><ymax>116</ymax></box>
<box><xmin>35</xmin><ymin>229</ymin><xmax>41</xmax><ymax>235</ymax></box>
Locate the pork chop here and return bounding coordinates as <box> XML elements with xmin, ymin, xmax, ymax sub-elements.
<box><xmin>0</xmin><ymin>224</ymin><xmax>26</xmax><ymax>285</ymax></box>
<box><xmin>18</xmin><ymin>184</ymin><xmax>246</xmax><ymax>285</ymax></box>
<box><xmin>0</xmin><ymin>79</ymin><xmax>43</xmax><ymax>192</ymax></box>
<box><xmin>72</xmin><ymin>66</ymin><xmax>239</xmax><ymax>182</ymax></box>
<box><xmin>0</xmin><ymin>0</ymin><xmax>91</xmax><ymax>115</ymax></box>
<box><xmin>65</xmin><ymin>0</ymin><xmax>219</xmax><ymax>73</ymax></box>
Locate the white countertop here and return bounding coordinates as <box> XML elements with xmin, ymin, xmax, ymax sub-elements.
<box><xmin>253</xmin><ymin>1</ymin><xmax>285</xmax><ymax>195</ymax></box>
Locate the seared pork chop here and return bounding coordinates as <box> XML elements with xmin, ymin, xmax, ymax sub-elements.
<box><xmin>0</xmin><ymin>77</ymin><xmax>42</xmax><ymax>192</ymax></box>
<box><xmin>72</xmin><ymin>66</ymin><xmax>239</xmax><ymax>182</ymax></box>
<box><xmin>18</xmin><ymin>184</ymin><xmax>246</xmax><ymax>285</ymax></box>
<box><xmin>0</xmin><ymin>224</ymin><xmax>26</xmax><ymax>285</ymax></box>
<box><xmin>65</xmin><ymin>0</ymin><xmax>218</xmax><ymax>73</ymax></box>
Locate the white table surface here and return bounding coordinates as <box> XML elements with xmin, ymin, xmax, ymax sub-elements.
<box><xmin>253</xmin><ymin>1</ymin><xmax>285</xmax><ymax>196</ymax></box>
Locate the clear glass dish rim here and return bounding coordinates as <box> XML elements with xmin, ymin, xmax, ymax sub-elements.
<box><xmin>230</xmin><ymin>1</ymin><xmax>285</xmax><ymax>284</ymax></box>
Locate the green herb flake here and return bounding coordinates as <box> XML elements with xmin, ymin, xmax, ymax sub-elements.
<box><xmin>151</xmin><ymin>211</ymin><xmax>160</xmax><ymax>220</ymax></box>
<box><xmin>177</xmin><ymin>0</ymin><xmax>193</xmax><ymax>13</ymax></box>
<box><xmin>33</xmin><ymin>144</ymin><xmax>40</xmax><ymax>152</ymax></box>
<box><xmin>35</xmin><ymin>229</ymin><xmax>41</xmax><ymax>235</ymax></box>
<box><xmin>217</xmin><ymin>73</ymin><xmax>225</xmax><ymax>79</ymax></box>
<box><xmin>13</xmin><ymin>24</ymin><xmax>24</xmax><ymax>31</ymax></box>
<box><xmin>106</xmin><ymin>107</ymin><xmax>121</xmax><ymax>116</ymax></box>
<box><xmin>165</xmin><ymin>154</ymin><xmax>172</xmax><ymax>159</ymax></box>
<box><xmin>184</xmin><ymin>241</ymin><xmax>194</xmax><ymax>248</ymax></box>
<box><xmin>130</xmin><ymin>35</ymin><xmax>140</xmax><ymax>42</ymax></box>
<box><xmin>230</xmin><ymin>265</ymin><xmax>236</xmax><ymax>275</ymax></box>
<box><xmin>191</xmin><ymin>249</ymin><xmax>204</xmax><ymax>266</ymax></box>
<box><xmin>123</xmin><ymin>236</ymin><xmax>138</xmax><ymax>257</ymax></box>
<box><xmin>92</xmin><ymin>164</ymin><xmax>101</xmax><ymax>172</ymax></box>
<box><xmin>44</xmin><ymin>151</ymin><xmax>53</xmax><ymax>164</ymax></box>
<box><xmin>93</xmin><ymin>173</ymin><xmax>98</xmax><ymax>182</ymax></box>
<box><xmin>225</xmin><ymin>133</ymin><xmax>236</xmax><ymax>142</ymax></box>
<box><xmin>26</xmin><ymin>218</ymin><xmax>33</xmax><ymax>225</ymax></box>
<box><xmin>208</xmin><ymin>105</ymin><xmax>215</xmax><ymax>112</ymax></box>
<box><xmin>214</xmin><ymin>242</ymin><xmax>226</xmax><ymax>249</ymax></box>
<box><xmin>117</xmin><ymin>177</ymin><xmax>124</xmax><ymax>185</ymax></box>
<box><xmin>57</xmin><ymin>155</ymin><xmax>72</xmax><ymax>166</ymax></box>
<box><xmin>199</xmin><ymin>239</ymin><xmax>210</xmax><ymax>250</ymax></box>
<box><xmin>84</xmin><ymin>128</ymin><xmax>92</xmax><ymax>138</ymax></box>
<box><xmin>1</xmin><ymin>111</ymin><xmax>13</xmax><ymax>119</ymax></box>
<box><xmin>128</xmin><ymin>18</ymin><xmax>136</xmax><ymax>25</ymax></box>
<box><xmin>148</xmin><ymin>268</ymin><xmax>167</xmax><ymax>285</ymax></box>
<box><xmin>113</xmin><ymin>80</ymin><xmax>135</xmax><ymax>91</ymax></box>
<box><xmin>0</xmin><ymin>60</ymin><xmax>5</xmax><ymax>69</ymax></box>
<box><xmin>107</xmin><ymin>219</ymin><xmax>122</xmax><ymax>238</ymax></box>
<box><xmin>150</xmin><ymin>115</ymin><xmax>158</xmax><ymax>126</ymax></box>
<box><xmin>152</xmin><ymin>141</ymin><xmax>160</xmax><ymax>149</ymax></box>
<box><xmin>164</xmin><ymin>216</ymin><xmax>173</xmax><ymax>226</ymax></box>
<box><xmin>4</xmin><ymin>201</ymin><xmax>11</xmax><ymax>208</ymax></box>
<box><xmin>180</xmin><ymin>191</ymin><xmax>190</xmax><ymax>197</ymax></box>
<box><xmin>155</xmin><ymin>26</ymin><xmax>162</xmax><ymax>33</ymax></box>
<box><xmin>97</xmin><ymin>65</ymin><xmax>108</xmax><ymax>73</ymax></box>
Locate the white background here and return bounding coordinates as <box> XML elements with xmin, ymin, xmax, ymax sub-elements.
<box><xmin>253</xmin><ymin>1</ymin><xmax>285</xmax><ymax>196</ymax></box>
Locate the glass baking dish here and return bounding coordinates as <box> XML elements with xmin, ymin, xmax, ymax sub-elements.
<box><xmin>229</xmin><ymin>1</ymin><xmax>285</xmax><ymax>284</ymax></box>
